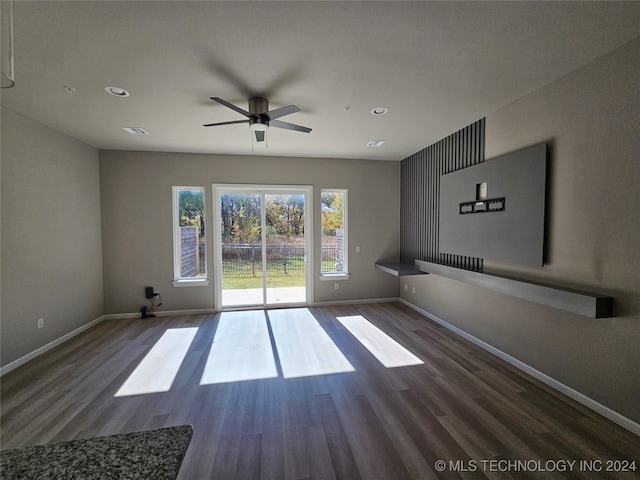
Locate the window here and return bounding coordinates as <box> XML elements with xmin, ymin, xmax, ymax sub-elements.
<box><xmin>173</xmin><ymin>187</ymin><xmax>207</xmax><ymax>285</ymax></box>
<box><xmin>321</xmin><ymin>189</ymin><xmax>347</xmax><ymax>275</ymax></box>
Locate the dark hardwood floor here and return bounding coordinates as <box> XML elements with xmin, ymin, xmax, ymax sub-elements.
<box><xmin>2</xmin><ymin>303</ymin><xmax>639</xmax><ymax>479</ymax></box>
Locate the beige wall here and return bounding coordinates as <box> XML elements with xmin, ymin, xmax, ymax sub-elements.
<box><xmin>401</xmin><ymin>38</ymin><xmax>640</xmax><ymax>423</ymax></box>
<box><xmin>1</xmin><ymin>108</ymin><xmax>104</xmax><ymax>366</ymax></box>
<box><xmin>99</xmin><ymin>151</ymin><xmax>400</xmax><ymax>314</ymax></box>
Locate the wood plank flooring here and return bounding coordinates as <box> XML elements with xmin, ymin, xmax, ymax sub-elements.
<box><xmin>2</xmin><ymin>303</ymin><xmax>639</xmax><ymax>479</ymax></box>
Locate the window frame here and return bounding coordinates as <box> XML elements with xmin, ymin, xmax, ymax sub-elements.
<box><xmin>172</xmin><ymin>186</ymin><xmax>209</xmax><ymax>287</ymax></box>
<box><xmin>319</xmin><ymin>188</ymin><xmax>350</xmax><ymax>280</ymax></box>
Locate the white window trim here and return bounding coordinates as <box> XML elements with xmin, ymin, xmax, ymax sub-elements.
<box><xmin>319</xmin><ymin>273</ymin><xmax>351</xmax><ymax>281</ymax></box>
<box><xmin>320</xmin><ymin>188</ymin><xmax>348</xmax><ymax>278</ymax></box>
<box><xmin>172</xmin><ymin>186</ymin><xmax>209</xmax><ymax>286</ymax></box>
<box><xmin>172</xmin><ymin>279</ymin><xmax>209</xmax><ymax>287</ymax></box>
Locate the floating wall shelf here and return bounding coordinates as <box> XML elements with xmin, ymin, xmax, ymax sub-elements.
<box><xmin>374</xmin><ymin>263</ymin><xmax>425</xmax><ymax>277</ymax></box>
<box><xmin>413</xmin><ymin>260</ymin><xmax>613</xmax><ymax>319</ymax></box>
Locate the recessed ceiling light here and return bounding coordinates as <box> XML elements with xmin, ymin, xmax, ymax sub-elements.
<box><xmin>344</xmin><ymin>106</ymin><xmax>352</xmax><ymax>113</ymax></box>
<box><xmin>63</xmin><ymin>85</ymin><xmax>76</xmax><ymax>93</ymax></box>
<box><xmin>122</xmin><ymin>127</ymin><xmax>148</xmax><ymax>135</ymax></box>
<box><xmin>105</xmin><ymin>86</ymin><xmax>130</xmax><ymax>97</ymax></box>
<box><xmin>371</xmin><ymin>107</ymin><xmax>388</xmax><ymax>116</ymax></box>
<box><xmin>367</xmin><ymin>140</ymin><xmax>386</xmax><ymax>147</ymax></box>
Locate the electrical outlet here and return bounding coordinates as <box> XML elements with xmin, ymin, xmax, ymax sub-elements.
<box><xmin>334</xmin><ymin>283</ymin><xmax>340</xmax><ymax>290</ymax></box>
<box><xmin>355</xmin><ymin>245</ymin><xmax>361</xmax><ymax>253</ymax></box>
<box><xmin>37</xmin><ymin>318</ymin><xmax>44</xmax><ymax>329</ymax></box>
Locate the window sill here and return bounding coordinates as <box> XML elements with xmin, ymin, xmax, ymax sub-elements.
<box><xmin>172</xmin><ymin>279</ymin><xmax>210</xmax><ymax>287</ymax></box>
<box><xmin>319</xmin><ymin>273</ymin><xmax>351</xmax><ymax>281</ymax></box>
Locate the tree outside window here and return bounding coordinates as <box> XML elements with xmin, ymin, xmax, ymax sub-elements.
<box><xmin>321</xmin><ymin>190</ymin><xmax>347</xmax><ymax>274</ymax></box>
<box><xmin>174</xmin><ymin>187</ymin><xmax>206</xmax><ymax>280</ymax></box>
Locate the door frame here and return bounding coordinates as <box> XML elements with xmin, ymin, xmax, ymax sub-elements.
<box><xmin>212</xmin><ymin>184</ymin><xmax>314</xmax><ymax>310</ymax></box>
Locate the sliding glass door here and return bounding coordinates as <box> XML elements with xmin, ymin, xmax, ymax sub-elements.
<box><xmin>219</xmin><ymin>191</ymin><xmax>263</xmax><ymax>307</ymax></box>
<box><xmin>214</xmin><ymin>185</ymin><xmax>312</xmax><ymax>309</ymax></box>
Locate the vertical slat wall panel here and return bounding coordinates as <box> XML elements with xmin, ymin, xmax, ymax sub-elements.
<box><xmin>400</xmin><ymin>118</ymin><xmax>485</xmax><ymax>271</ymax></box>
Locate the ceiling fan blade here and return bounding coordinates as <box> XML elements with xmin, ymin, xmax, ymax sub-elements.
<box><xmin>269</xmin><ymin>119</ymin><xmax>312</xmax><ymax>133</ymax></box>
<box><xmin>255</xmin><ymin>130</ymin><xmax>265</xmax><ymax>142</ymax></box>
<box><xmin>203</xmin><ymin>120</ymin><xmax>249</xmax><ymax>127</ymax></box>
<box><xmin>262</xmin><ymin>105</ymin><xmax>300</xmax><ymax>121</ymax></box>
<box><xmin>210</xmin><ymin>97</ymin><xmax>252</xmax><ymax>117</ymax></box>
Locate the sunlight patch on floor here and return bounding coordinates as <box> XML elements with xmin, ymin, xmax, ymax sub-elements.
<box><xmin>336</xmin><ymin>315</ymin><xmax>424</xmax><ymax>368</ymax></box>
<box><xmin>200</xmin><ymin>310</ymin><xmax>278</xmax><ymax>384</ymax></box>
<box><xmin>269</xmin><ymin>308</ymin><xmax>355</xmax><ymax>378</ymax></box>
<box><xmin>115</xmin><ymin>327</ymin><xmax>198</xmax><ymax>397</ymax></box>
<box><xmin>116</xmin><ymin>309</ymin><xmax>422</xmax><ymax>395</ymax></box>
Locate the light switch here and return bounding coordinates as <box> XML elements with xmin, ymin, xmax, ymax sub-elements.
<box><xmin>355</xmin><ymin>245</ymin><xmax>361</xmax><ymax>253</ymax></box>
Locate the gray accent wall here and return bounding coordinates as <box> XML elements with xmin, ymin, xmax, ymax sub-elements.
<box><xmin>99</xmin><ymin>151</ymin><xmax>400</xmax><ymax>314</ymax></box>
<box><xmin>401</xmin><ymin>38</ymin><xmax>640</xmax><ymax>423</ymax></box>
<box><xmin>439</xmin><ymin>143</ymin><xmax>547</xmax><ymax>266</ymax></box>
<box><xmin>1</xmin><ymin>108</ymin><xmax>104</xmax><ymax>366</ymax></box>
<box><xmin>400</xmin><ymin>119</ymin><xmax>485</xmax><ymax>271</ymax></box>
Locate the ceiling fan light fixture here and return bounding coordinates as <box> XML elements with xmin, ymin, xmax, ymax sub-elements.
<box><xmin>250</xmin><ymin>122</ymin><xmax>268</xmax><ymax>132</ymax></box>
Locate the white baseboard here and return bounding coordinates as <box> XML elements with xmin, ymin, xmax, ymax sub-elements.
<box><xmin>312</xmin><ymin>297</ymin><xmax>399</xmax><ymax>307</ymax></box>
<box><xmin>0</xmin><ymin>315</ymin><xmax>107</xmax><ymax>376</ymax></box>
<box><xmin>0</xmin><ymin>309</ymin><xmax>220</xmax><ymax>376</ymax></box>
<box><xmin>399</xmin><ymin>298</ymin><xmax>640</xmax><ymax>437</ymax></box>
<box><xmin>155</xmin><ymin>308</ymin><xmax>217</xmax><ymax>316</ymax></box>
<box><xmin>103</xmin><ymin>308</ymin><xmax>218</xmax><ymax>321</ymax></box>
<box><xmin>102</xmin><ymin>312</ymin><xmax>140</xmax><ymax>320</ymax></box>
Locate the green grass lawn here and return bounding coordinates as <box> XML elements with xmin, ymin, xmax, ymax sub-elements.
<box><xmin>222</xmin><ymin>274</ymin><xmax>306</xmax><ymax>289</ymax></box>
<box><xmin>222</xmin><ymin>259</ymin><xmax>337</xmax><ymax>289</ymax></box>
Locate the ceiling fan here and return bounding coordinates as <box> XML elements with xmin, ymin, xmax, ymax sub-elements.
<box><xmin>203</xmin><ymin>97</ymin><xmax>312</xmax><ymax>142</ymax></box>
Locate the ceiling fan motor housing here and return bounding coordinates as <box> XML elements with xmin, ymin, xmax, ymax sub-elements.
<box><xmin>249</xmin><ymin>97</ymin><xmax>269</xmax><ymax>129</ymax></box>
<box><xmin>249</xmin><ymin>97</ymin><xmax>269</xmax><ymax>115</ymax></box>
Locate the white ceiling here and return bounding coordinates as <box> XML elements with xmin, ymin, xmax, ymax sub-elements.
<box><xmin>2</xmin><ymin>1</ymin><xmax>640</xmax><ymax>161</ymax></box>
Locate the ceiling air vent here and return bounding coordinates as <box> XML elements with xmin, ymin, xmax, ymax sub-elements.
<box><xmin>122</xmin><ymin>127</ymin><xmax>149</xmax><ymax>135</ymax></box>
